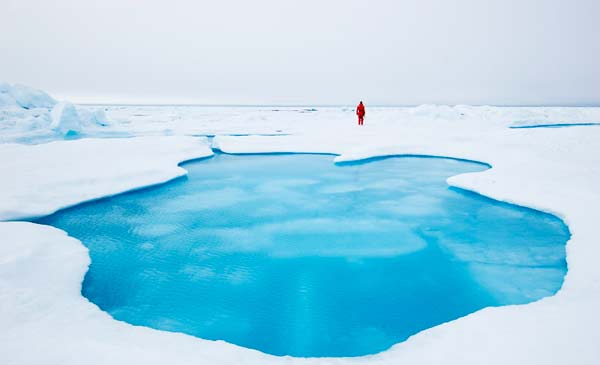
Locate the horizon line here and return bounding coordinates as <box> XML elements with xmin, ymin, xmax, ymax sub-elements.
<box><xmin>75</xmin><ymin>102</ymin><xmax>600</xmax><ymax>108</ymax></box>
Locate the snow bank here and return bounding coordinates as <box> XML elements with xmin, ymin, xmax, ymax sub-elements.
<box><xmin>0</xmin><ymin>82</ymin><xmax>56</xmax><ymax>109</ymax></box>
<box><xmin>0</xmin><ymin>136</ymin><xmax>213</xmax><ymax>221</ymax></box>
<box><xmin>410</xmin><ymin>104</ymin><xmax>465</xmax><ymax>120</ymax></box>
<box><xmin>0</xmin><ymin>82</ymin><xmax>112</xmax><ymax>143</ymax></box>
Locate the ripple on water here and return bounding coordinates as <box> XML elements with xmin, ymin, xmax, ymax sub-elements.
<box><xmin>36</xmin><ymin>153</ymin><xmax>569</xmax><ymax>357</ymax></box>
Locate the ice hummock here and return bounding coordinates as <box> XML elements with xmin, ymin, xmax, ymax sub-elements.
<box><xmin>0</xmin><ymin>81</ymin><xmax>111</xmax><ymax>142</ymax></box>
<box><xmin>51</xmin><ymin>102</ymin><xmax>81</xmax><ymax>135</ymax></box>
<box><xmin>0</xmin><ymin>81</ymin><xmax>56</xmax><ymax>109</ymax></box>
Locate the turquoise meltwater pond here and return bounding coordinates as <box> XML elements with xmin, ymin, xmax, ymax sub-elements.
<box><xmin>36</xmin><ymin>153</ymin><xmax>569</xmax><ymax>357</ymax></box>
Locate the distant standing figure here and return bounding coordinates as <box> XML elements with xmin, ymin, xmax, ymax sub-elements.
<box><xmin>356</xmin><ymin>101</ymin><xmax>365</xmax><ymax>125</ymax></box>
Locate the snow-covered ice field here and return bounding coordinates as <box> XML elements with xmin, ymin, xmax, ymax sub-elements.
<box><xmin>1</xmin><ymin>83</ymin><xmax>600</xmax><ymax>364</ymax></box>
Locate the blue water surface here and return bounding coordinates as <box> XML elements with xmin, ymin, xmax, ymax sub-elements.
<box><xmin>510</xmin><ymin>122</ymin><xmax>600</xmax><ymax>129</ymax></box>
<box><xmin>36</xmin><ymin>154</ymin><xmax>569</xmax><ymax>357</ymax></box>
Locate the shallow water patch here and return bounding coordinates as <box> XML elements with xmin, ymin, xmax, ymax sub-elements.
<box><xmin>36</xmin><ymin>154</ymin><xmax>569</xmax><ymax>357</ymax></box>
<box><xmin>510</xmin><ymin>122</ymin><xmax>600</xmax><ymax>129</ymax></box>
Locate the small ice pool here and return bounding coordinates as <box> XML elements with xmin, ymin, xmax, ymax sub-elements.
<box><xmin>37</xmin><ymin>154</ymin><xmax>569</xmax><ymax>357</ymax></box>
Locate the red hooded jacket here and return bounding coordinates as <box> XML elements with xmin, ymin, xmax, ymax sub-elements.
<box><xmin>356</xmin><ymin>102</ymin><xmax>365</xmax><ymax>117</ymax></box>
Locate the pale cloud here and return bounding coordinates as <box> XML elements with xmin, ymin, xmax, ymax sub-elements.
<box><xmin>1</xmin><ymin>0</ymin><xmax>598</xmax><ymax>105</ymax></box>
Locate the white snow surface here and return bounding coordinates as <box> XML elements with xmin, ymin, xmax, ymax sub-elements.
<box><xmin>0</xmin><ymin>137</ymin><xmax>213</xmax><ymax>221</ymax></box>
<box><xmin>93</xmin><ymin>104</ymin><xmax>600</xmax><ymax>136</ymax></box>
<box><xmin>1</xmin><ymin>99</ymin><xmax>600</xmax><ymax>364</ymax></box>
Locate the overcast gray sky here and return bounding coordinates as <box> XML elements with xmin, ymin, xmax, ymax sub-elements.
<box><xmin>1</xmin><ymin>0</ymin><xmax>599</xmax><ymax>105</ymax></box>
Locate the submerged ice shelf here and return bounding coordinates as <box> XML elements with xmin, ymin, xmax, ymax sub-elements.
<box><xmin>36</xmin><ymin>153</ymin><xmax>569</xmax><ymax>357</ymax></box>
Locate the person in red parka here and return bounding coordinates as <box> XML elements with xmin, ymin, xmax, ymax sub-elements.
<box><xmin>356</xmin><ymin>101</ymin><xmax>365</xmax><ymax>125</ymax></box>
